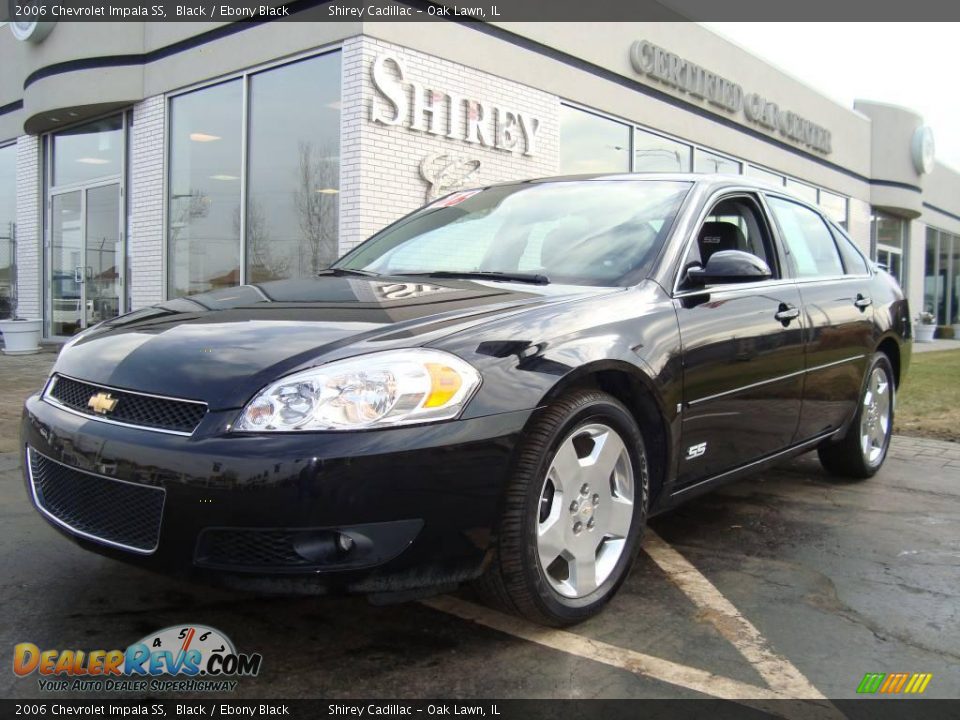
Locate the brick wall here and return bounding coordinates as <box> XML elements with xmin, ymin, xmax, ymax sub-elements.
<box><xmin>338</xmin><ymin>37</ymin><xmax>560</xmax><ymax>253</ymax></box>
<box><xmin>129</xmin><ymin>95</ymin><xmax>166</xmax><ymax>309</ymax></box>
<box><xmin>15</xmin><ymin>135</ymin><xmax>40</xmax><ymax>319</ymax></box>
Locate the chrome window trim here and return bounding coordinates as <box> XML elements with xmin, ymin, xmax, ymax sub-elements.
<box><xmin>25</xmin><ymin>447</ymin><xmax>165</xmax><ymax>555</ymax></box>
<box><xmin>42</xmin><ymin>374</ymin><xmax>207</xmax><ymax>438</ymax></box>
<box><xmin>686</xmin><ymin>354</ymin><xmax>867</xmax><ymax>407</ymax></box>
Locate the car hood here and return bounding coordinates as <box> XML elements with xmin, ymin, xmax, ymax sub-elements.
<box><xmin>53</xmin><ymin>276</ymin><xmax>612</xmax><ymax>409</ymax></box>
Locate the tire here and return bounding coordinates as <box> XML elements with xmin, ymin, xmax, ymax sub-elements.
<box><xmin>474</xmin><ymin>389</ymin><xmax>650</xmax><ymax>626</ymax></box>
<box><xmin>817</xmin><ymin>352</ymin><xmax>895</xmax><ymax>480</ymax></box>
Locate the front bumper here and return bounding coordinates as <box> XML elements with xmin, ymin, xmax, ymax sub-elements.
<box><xmin>21</xmin><ymin>393</ymin><xmax>531</xmax><ymax>594</ymax></box>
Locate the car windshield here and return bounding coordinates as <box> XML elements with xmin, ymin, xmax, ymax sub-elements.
<box><xmin>336</xmin><ymin>180</ymin><xmax>691</xmax><ymax>286</ymax></box>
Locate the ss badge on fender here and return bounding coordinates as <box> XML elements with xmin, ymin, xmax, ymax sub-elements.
<box><xmin>685</xmin><ymin>442</ymin><xmax>707</xmax><ymax>460</ymax></box>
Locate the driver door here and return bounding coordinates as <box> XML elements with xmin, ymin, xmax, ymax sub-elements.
<box><xmin>674</xmin><ymin>193</ymin><xmax>805</xmax><ymax>487</ymax></box>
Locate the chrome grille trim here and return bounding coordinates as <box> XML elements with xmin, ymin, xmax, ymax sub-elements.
<box><xmin>26</xmin><ymin>447</ymin><xmax>165</xmax><ymax>555</ymax></box>
<box><xmin>42</xmin><ymin>374</ymin><xmax>207</xmax><ymax>437</ymax></box>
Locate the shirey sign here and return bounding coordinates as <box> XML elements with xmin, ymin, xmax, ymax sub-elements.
<box><xmin>369</xmin><ymin>53</ymin><xmax>542</xmax><ymax>157</ymax></box>
<box><xmin>630</xmin><ymin>40</ymin><xmax>833</xmax><ymax>155</ymax></box>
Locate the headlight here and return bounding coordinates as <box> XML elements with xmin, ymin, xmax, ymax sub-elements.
<box><xmin>233</xmin><ymin>349</ymin><xmax>481</xmax><ymax>432</ymax></box>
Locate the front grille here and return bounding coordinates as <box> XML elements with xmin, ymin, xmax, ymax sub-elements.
<box><xmin>47</xmin><ymin>375</ymin><xmax>207</xmax><ymax>435</ymax></box>
<box><xmin>28</xmin><ymin>448</ymin><xmax>165</xmax><ymax>553</ymax></box>
<box><xmin>195</xmin><ymin>528</ymin><xmax>339</xmax><ymax>570</ymax></box>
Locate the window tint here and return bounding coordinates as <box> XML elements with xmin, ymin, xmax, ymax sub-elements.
<box><xmin>830</xmin><ymin>225</ymin><xmax>869</xmax><ymax>275</ymax></box>
<box><xmin>767</xmin><ymin>197</ymin><xmax>843</xmax><ymax>278</ymax></box>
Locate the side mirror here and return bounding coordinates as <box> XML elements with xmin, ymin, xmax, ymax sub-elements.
<box><xmin>685</xmin><ymin>250</ymin><xmax>772</xmax><ymax>286</ymax></box>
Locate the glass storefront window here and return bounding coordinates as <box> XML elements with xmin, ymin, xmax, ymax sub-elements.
<box><xmin>559</xmin><ymin>106</ymin><xmax>631</xmax><ymax>174</ymax></box>
<box><xmin>167</xmin><ymin>52</ymin><xmax>342</xmax><ymax>298</ymax></box>
<box><xmin>819</xmin><ymin>190</ymin><xmax>848</xmax><ymax>228</ymax></box>
<box><xmin>633</xmin><ymin>128</ymin><xmax>690</xmax><ymax>172</ymax></box>
<box><xmin>0</xmin><ymin>143</ymin><xmax>15</xmax><ymax>318</ymax></box>
<box><xmin>925</xmin><ymin>227</ymin><xmax>939</xmax><ymax>320</ymax></box>
<box><xmin>928</xmin><ymin>228</ymin><xmax>960</xmax><ymax>325</ymax></box>
<box><xmin>785</xmin><ymin>179</ymin><xmax>818</xmax><ymax>204</ymax></box>
<box><xmin>52</xmin><ymin>116</ymin><xmax>123</xmax><ymax>187</ymax></box>
<box><xmin>745</xmin><ymin>165</ymin><xmax>784</xmax><ymax>186</ymax></box>
<box><xmin>246</xmin><ymin>53</ymin><xmax>341</xmax><ymax>283</ymax></box>
<box><xmin>167</xmin><ymin>80</ymin><xmax>243</xmax><ymax>298</ymax></box>
<box><xmin>871</xmin><ymin>212</ymin><xmax>906</xmax><ymax>289</ymax></box>
<box><xmin>693</xmin><ymin>149</ymin><xmax>740</xmax><ymax>174</ymax></box>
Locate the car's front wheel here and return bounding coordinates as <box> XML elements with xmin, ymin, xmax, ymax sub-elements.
<box><xmin>818</xmin><ymin>352</ymin><xmax>895</xmax><ymax>479</ymax></box>
<box><xmin>476</xmin><ymin>389</ymin><xmax>649</xmax><ymax>626</ymax></box>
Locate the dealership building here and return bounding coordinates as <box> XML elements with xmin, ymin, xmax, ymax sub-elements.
<box><xmin>1</xmin><ymin>20</ymin><xmax>959</xmax><ymax>339</ymax></box>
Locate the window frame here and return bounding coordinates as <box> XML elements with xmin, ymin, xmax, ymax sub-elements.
<box><xmin>764</xmin><ymin>193</ymin><xmax>852</xmax><ymax>282</ymax></box>
<box><xmin>162</xmin><ymin>43</ymin><xmax>343</xmax><ymax>300</ymax></box>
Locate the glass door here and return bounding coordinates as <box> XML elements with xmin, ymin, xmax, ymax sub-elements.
<box><xmin>84</xmin><ymin>184</ymin><xmax>122</xmax><ymax>328</ymax></box>
<box><xmin>48</xmin><ymin>183</ymin><xmax>121</xmax><ymax>336</ymax></box>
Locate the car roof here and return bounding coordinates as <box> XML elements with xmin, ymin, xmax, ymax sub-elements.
<box><xmin>486</xmin><ymin>172</ymin><xmax>787</xmax><ymax>193</ymax></box>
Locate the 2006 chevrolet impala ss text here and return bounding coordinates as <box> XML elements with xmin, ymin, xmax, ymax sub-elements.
<box><xmin>21</xmin><ymin>174</ymin><xmax>910</xmax><ymax>626</ymax></box>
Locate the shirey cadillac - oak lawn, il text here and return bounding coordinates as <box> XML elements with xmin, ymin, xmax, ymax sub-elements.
<box><xmin>21</xmin><ymin>175</ymin><xmax>910</xmax><ymax>625</ymax></box>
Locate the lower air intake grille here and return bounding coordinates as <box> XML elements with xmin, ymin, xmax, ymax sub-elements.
<box><xmin>28</xmin><ymin>448</ymin><xmax>165</xmax><ymax>553</ymax></box>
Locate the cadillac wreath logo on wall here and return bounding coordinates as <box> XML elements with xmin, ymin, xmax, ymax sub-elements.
<box><xmin>420</xmin><ymin>153</ymin><xmax>482</xmax><ymax>201</ymax></box>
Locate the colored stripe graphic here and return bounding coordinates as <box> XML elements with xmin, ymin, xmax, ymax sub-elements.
<box><xmin>858</xmin><ymin>672</ymin><xmax>932</xmax><ymax>695</ymax></box>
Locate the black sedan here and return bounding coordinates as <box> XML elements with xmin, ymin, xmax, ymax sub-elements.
<box><xmin>21</xmin><ymin>175</ymin><xmax>910</xmax><ymax>625</ymax></box>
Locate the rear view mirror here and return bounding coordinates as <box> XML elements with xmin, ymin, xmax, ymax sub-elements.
<box><xmin>686</xmin><ymin>250</ymin><xmax>772</xmax><ymax>286</ymax></box>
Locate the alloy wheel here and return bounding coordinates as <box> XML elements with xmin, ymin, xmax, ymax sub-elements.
<box><xmin>536</xmin><ymin>423</ymin><xmax>634</xmax><ymax>598</ymax></box>
<box><xmin>860</xmin><ymin>366</ymin><xmax>892</xmax><ymax>466</ymax></box>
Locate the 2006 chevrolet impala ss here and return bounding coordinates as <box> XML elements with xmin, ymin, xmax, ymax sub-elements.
<box><xmin>22</xmin><ymin>175</ymin><xmax>910</xmax><ymax>625</ymax></box>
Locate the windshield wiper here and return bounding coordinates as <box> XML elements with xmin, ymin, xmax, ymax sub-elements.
<box><xmin>399</xmin><ymin>270</ymin><xmax>550</xmax><ymax>285</ymax></box>
<box><xmin>318</xmin><ymin>267</ymin><xmax>380</xmax><ymax>278</ymax></box>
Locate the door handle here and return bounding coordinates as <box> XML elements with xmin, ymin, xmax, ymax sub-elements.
<box><xmin>74</xmin><ymin>266</ymin><xmax>85</xmax><ymax>284</ymax></box>
<box><xmin>854</xmin><ymin>294</ymin><xmax>872</xmax><ymax>310</ymax></box>
<box><xmin>775</xmin><ymin>304</ymin><xmax>800</xmax><ymax>324</ymax></box>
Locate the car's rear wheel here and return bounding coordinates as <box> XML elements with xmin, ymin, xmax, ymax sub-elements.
<box><xmin>475</xmin><ymin>389</ymin><xmax>649</xmax><ymax>626</ymax></box>
<box><xmin>818</xmin><ymin>352</ymin><xmax>895</xmax><ymax>479</ymax></box>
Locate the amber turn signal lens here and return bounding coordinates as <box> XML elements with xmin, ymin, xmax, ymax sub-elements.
<box><xmin>423</xmin><ymin>363</ymin><xmax>464</xmax><ymax>408</ymax></box>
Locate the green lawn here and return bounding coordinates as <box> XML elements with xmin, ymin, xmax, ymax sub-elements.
<box><xmin>895</xmin><ymin>349</ymin><xmax>960</xmax><ymax>443</ymax></box>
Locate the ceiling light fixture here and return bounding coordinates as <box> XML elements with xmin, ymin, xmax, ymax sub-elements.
<box><xmin>209</xmin><ymin>174</ymin><xmax>239</xmax><ymax>181</ymax></box>
<box><xmin>76</xmin><ymin>157</ymin><xmax>110</xmax><ymax>165</ymax></box>
<box><xmin>315</xmin><ymin>188</ymin><xmax>339</xmax><ymax>194</ymax></box>
<box><xmin>190</xmin><ymin>132</ymin><xmax>222</xmax><ymax>142</ymax></box>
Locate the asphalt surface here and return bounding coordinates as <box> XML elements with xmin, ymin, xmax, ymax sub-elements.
<box><xmin>2</xmin><ymin>433</ymin><xmax>958</xmax><ymax>702</ymax></box>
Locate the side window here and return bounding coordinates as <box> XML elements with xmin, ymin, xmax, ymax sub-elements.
<box><xmin>830</xmin><ymin>225</ymin><xmax>870</xmax><ymax>275</ymax></box>
<box><xmin>767</xmin><ymin>197</ymin><xmax>844</xmax><ymax>278</ymax></box>
<box><xmin>683</xmin><ymin>195</ymin><xmax>778</xmax><ymax>281</ymax></box>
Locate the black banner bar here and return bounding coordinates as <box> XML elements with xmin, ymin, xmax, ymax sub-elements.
<box><xmin>3</xmin><ymin>700</ymin><xmax>960</xmax><ymax>720</ymax></box>
<box><xmin>3</xmin><ymin>0</ymin><xmax>960</xmax><ymax>22</ymax></box>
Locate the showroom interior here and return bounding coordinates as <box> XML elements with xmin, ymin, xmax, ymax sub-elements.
<box><xmin>1</xmin><ymin>20</ymin><xmax>959</xmax><ymax>339</ymax></box>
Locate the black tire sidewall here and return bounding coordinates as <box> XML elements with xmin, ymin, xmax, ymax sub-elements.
<box><xmin>519</xmin><ymin>395</ymin><xmax>649</xmax><ymax>622</ymax></box>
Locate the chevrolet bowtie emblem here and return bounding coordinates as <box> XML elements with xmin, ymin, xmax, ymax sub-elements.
<box><xmin>87</xmin><ymin>392</ymin><xmax>119</xmax><ymax>415</ymax></box>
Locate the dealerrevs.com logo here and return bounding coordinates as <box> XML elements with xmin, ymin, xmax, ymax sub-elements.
<box><xmin>14</xmin><ymin>625</ymin><xmax>262</xmax><ymax>693</ymax></box>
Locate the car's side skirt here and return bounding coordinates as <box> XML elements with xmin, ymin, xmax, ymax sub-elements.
<box><xmin>651</xmin><ymin>429</ymin><xmax>839</xmax><ymax>514</ymax></box>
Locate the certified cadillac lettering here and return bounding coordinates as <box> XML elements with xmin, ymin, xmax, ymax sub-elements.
<box><xmin>21</xmin><ymin>175</ymin><xmax>909</xmax><ymax>626</ymax></box>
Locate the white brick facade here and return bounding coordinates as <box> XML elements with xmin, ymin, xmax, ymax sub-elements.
<box><xmin>15</xmin><ymin>135</ymin><xmax>40</xmax><ymax>319</ymax></box>
<box><xmin>338</xmin><ymin>37</ymin><xmax>560</xmax><ymax>253</ymax></box>
<box><xmin>129</xmin><ymin>95</ymin><xmax>166</xmax><ymax>310</ymax></box>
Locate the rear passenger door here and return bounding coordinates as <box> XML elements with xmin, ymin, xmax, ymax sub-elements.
<box><xmin>674</xmin><ymin>193</ymin><xmax>805</xmax><ymax>487</ymax></box>
<box><xmin>766</xmin><ymin>196</ymin><xmax>875</xmax><ymax>440</ymax></box>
